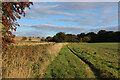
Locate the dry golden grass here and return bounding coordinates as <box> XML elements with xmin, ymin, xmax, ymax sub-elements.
<box><xmin>14</xmin><ymin>36</ymin><xmax>41</xmax><ymax>41</ymax></box>
<box><xmin>13</xmin><ymin>41</ymin><xmax>55</xmax><ymax>46</ymax></box>
<box><xmin>2</xmin><ymin>42</ymin><xmax>67</xmax><ymax>78</ymax></box>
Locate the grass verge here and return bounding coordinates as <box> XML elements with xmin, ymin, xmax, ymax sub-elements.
<box><xmin>43</xmin><ymin>45</ymin><xmax>95</xmax><ymax>78</ymax></box>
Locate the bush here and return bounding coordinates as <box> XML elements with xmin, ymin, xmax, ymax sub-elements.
<box><xmin>29</xmin><ymin>37</ymin><xmax>32</xmax><ymax>41</ymax></box>
<box><xmin>22</xmin><ymin>37</ymin><xmax>27</xmax><ymax>40</ymax></box>
<box><xmin>41</xmin><ymin>39</ymin><xmax>45</xmax><ymax>42</ymax></box>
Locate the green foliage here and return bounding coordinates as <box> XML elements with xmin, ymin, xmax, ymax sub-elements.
<box><xmin>45</xmin><ymin>36</ymin><xmax>52</xmax><ymax>42</ymax></box>
<box><xmin>66</xmin><ymin>34</ymin><xmax>78</xmax><ymax>42</ymax></box>
<box><xmin>52</xmin><ymin>32</ymin><xmax>66</xmax><ymax>42</ymax></box>
<box><xmin>51</xmin><ymin>30</ymin><xmax>120</xmax><ymax>43</ymax></box>
<box><xmin>82</xmin><ymin>36</ymin><xmax>91</xmax><ymax>42</ymax></box>
<box><xmin>52</xmin><ymin>32</ymin><xmax>79</xmax><ymax>42</ymax></box>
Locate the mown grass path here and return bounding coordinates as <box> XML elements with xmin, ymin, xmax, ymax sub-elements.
<box><xmin>43</xmin><ymin>45</ymin><xmax>95</xmax><ymax>78</ymax></box>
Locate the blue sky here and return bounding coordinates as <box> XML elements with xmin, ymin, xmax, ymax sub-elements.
<box><xmin>13</xmin><ymin>2</ymin><xmax>118</xmax><ymax>37</ymax></box>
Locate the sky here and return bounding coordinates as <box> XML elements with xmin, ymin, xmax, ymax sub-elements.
<box><xmin>13</xmin><ymin>2</ymin><xmax>118</xmax><ymax>37</ymax></box>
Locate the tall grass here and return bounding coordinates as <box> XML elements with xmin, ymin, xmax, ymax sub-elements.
<box><xmin>2</xmin><ymin>43</ymin><xmax>66</xmax><ymax>78</ymax></box>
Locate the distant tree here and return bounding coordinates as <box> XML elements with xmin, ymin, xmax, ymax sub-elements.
<box><xmin>66</xmin><ymin>34</ymin><xmax>78</xmax><ymax>42</ymax></box>
<box><xmin>97</xmin><ymin>30</ymin><xmax>107</xmax><ymax>42</ymax></box>
<box><xmin>96</xmin><ymin>30</ymin><xmax>118</xmax><ymax>42</ymax></box>
<box><xmin>98</xmin><ymin>30</ymin><xmax>106</xmax><ymax>34</ymax></box>
<box><xmin>77</xmin><ymin>33</ymin><xmax>86</xmax><ymax>41</ymax></box>
<box><xmin>115</xmin><ymin>31</ymin><xmax>120</xmax><ymax>42</ymax></box>
<box><xmin>50</xmin><ymin>30</ymin><xmax>119</xmax><ymax>43</ymax></box>
<box><xmin>86</xmin><ymin>32</ymin><xmax>97</xmax><ymax>42</ymax></box>
<box><xmin>105</xmin><ymin>31</ymin><xmax>116</xmax><ymax>42</ymax></box>
<box><xmin>29</xmin><ymin>37</ymin><xmax>31</xmax><ymax>41</ymax></box>
<box><xmin>22</xmin><ymin>37</ymin><xmax>27</xmax><ymax>40</ymax></box>
<box><xmin>79</xmin><ymin>38</ymin><xmax>83</xmax><ymax>42</ymax></box>
<box><xmin>41</xmin><ymin>39</ymin><xmax>45</xmax><ymax>42</ymax></box>
<box><xmin>40</xmin><ymin>37</ymin><xmax>45</xmax><ymax>42</ymax></box>
<box><xmin>52</xmin><ymin>32</ymin><xmax>66</xmax><ymax>42</ymax></box>
<box><xmin>45</xmin><ymin>36</ymin><xmax>52</xmax><ymax>42</ymax></box>
<box><xmin>82</xmin><ymin>36</ymin><xmax>91</xmax><ymax>42</ymax></box>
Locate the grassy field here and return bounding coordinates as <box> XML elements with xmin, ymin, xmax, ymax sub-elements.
<box><xmin>2</xmin><ymin>42</ymin><xmax>66</xmax><ymax>78</ymax></box>
<box><xmin>43</xmin><ymin>43</ymin><xmax>119</xmax><ymax>79</ymax></box>
<box><xmin>2</xmin><ymin>42</ymin><xmax>119</xmax><ymax>78</ymax></box>
<box><xmin>43</xmin><ymin>45</ymin><xmax>96</xmax><ymax>78</ymax></box>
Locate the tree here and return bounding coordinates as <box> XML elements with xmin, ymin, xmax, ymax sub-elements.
<box><xmin>45</xmin><ymin>36</ymin><xmax>52</xmax><ymax>42</ymax></box>
<box><xmin>115</xmin><ymin>31</ymin><xmax>120</xmax><ymax>42</ymax></box>
<box><xmin>41</xmin><ymin>37</ymin><xmax>45</xmax><ymax>42</ymax></box>
<box><xmin>2</xmin><ymin>1</ymin><xmax>33</xmax><ymax>53</ymax></box>
<box><xmin>82</xmin><ymin>36</ymin><xmax>91</xmax><ymax>42</ymax></box>
<box><xmin>86</xmin><ymin>32</ymin><xmax>97</xmax><ymax>42</ymax></box>
<box><xmin>105</xmin><ymin>31</ymin><xmax>116</xmax><ymax>42</ymax></box>
<box><xmin>77</xmin><ymin>33</ymin><xmax>86</xmax><ymax>41</ymax></box>
<box><xmin>37</xmin><ymin>37</ymin><xmax>40</xmax><ymax>38</ymax></box>
<box><xmin>52</xmin><ymin>32</ymin><xmax>66</xmax><ymax>42</ymax></box>
<box><xmin>29</xmin><ymin>37</ymin><xmax>31</xmax><ymax>41</ymax></box>
<box><xmin>97</xmin><ymin>30</ymin><xmax>106</xmax><ymax>42</ymax></box>
<box><xmin>41</xmin><ymin>39</ymin><xmax>45</xmax><ymax>42</ymax></box>
<box><xmin>66</xmin><ymin>34</ymin><xmax>78</xmax><ymax>42</ymax></box>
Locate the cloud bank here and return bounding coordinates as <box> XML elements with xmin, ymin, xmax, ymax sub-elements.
<box><xmin>13</xmin><ymin>24</ymin><xmax>118</xmax><ymax>37</ymax></box>
<box><xmin>15</xmin><ymin>2</ymin><xmax>118</xmax><ymax>37</ymax></box>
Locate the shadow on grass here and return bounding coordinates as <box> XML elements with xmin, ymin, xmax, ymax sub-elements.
<box><xmin>67</xmin><ymin>45</ymin><xmax>117</xmax><ymax>80</ymax></box>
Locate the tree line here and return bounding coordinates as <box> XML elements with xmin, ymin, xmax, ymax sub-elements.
<box><xmin>45</xmin><ymin>30</ymin><xmax>120</xmax><ymax>43</ymax></box>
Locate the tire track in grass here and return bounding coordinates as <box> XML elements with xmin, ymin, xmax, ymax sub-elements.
<box><xmin>39</xmin><ymin>43</ymin><xmax>68</xmax><ymax>78</ymax></box>
<box><xmin>67</xmin><ymin>45</ymin><xmax>102</xmax><ymax>79</ymax></box>
<box><xmin>43</xmin><ymin>45</ymin><xmax>95</xmax><ymax>78</ymax></box>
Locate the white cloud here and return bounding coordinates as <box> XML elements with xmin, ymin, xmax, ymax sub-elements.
<box><xmin>15</xmin><ymin>2</ymin><xmax>118</xmax><ymax>37</ymax></box>
<box><xmin>13</xmin><ymin>30</ymin><xmax>47</xmax><ymax>37</ymax></box>
<box><xmin>25</xmin><ymin>3</ymin><xmax>74</xmax><ymax>19</ymax></box>
<box><xmin>90</xmin><ymin>26</ymin><xmax>118</xmax><ymax>33</ymax></box>
<box><xmin>54</xmin><ymin>12</ymin><xmax>117</xmax><ymax>27</ymax></box>
<box><xmin>14</xmin><ymin>23</ymin><xmax>118</xmax><ymax>37</ymax></box>
<box><xmin>25</xmin><ymin>2</ymin><xmax>117</xmax><ymax>27</ymax></box>
<box><xmin>22</xmin><ymin>24</ymin><xmax>90</xmax><ymax>34</ymax></box>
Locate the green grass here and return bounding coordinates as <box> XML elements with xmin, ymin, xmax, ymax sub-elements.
<box><xmin>68</xmin><ymin>43</ymin><xmax>119</xmax><ymax>78</ymax></box>
<box><xmin>75</xmin><ymin>43</ymin><xmax>118</xmax><ymax>52</ymax></box>
<box><xmin>43</xmin><ymin>43</ymin><xmax>119</xmax><ymax>78</ymax></box>
<box><xmin>43</xmin><ymin>45</ymin><xmax>95</xmax><ymax>78</ymax></box>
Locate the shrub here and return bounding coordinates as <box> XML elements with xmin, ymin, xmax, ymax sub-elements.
<box><xmin>22</xmin><ymin>37</ymin><xmax>27</xmax><ymax>40</ymax></box>
<box><xmin>29</xmin><ymin>37</ymin><xmax>32</xmax><ymax>41</ymax></box>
